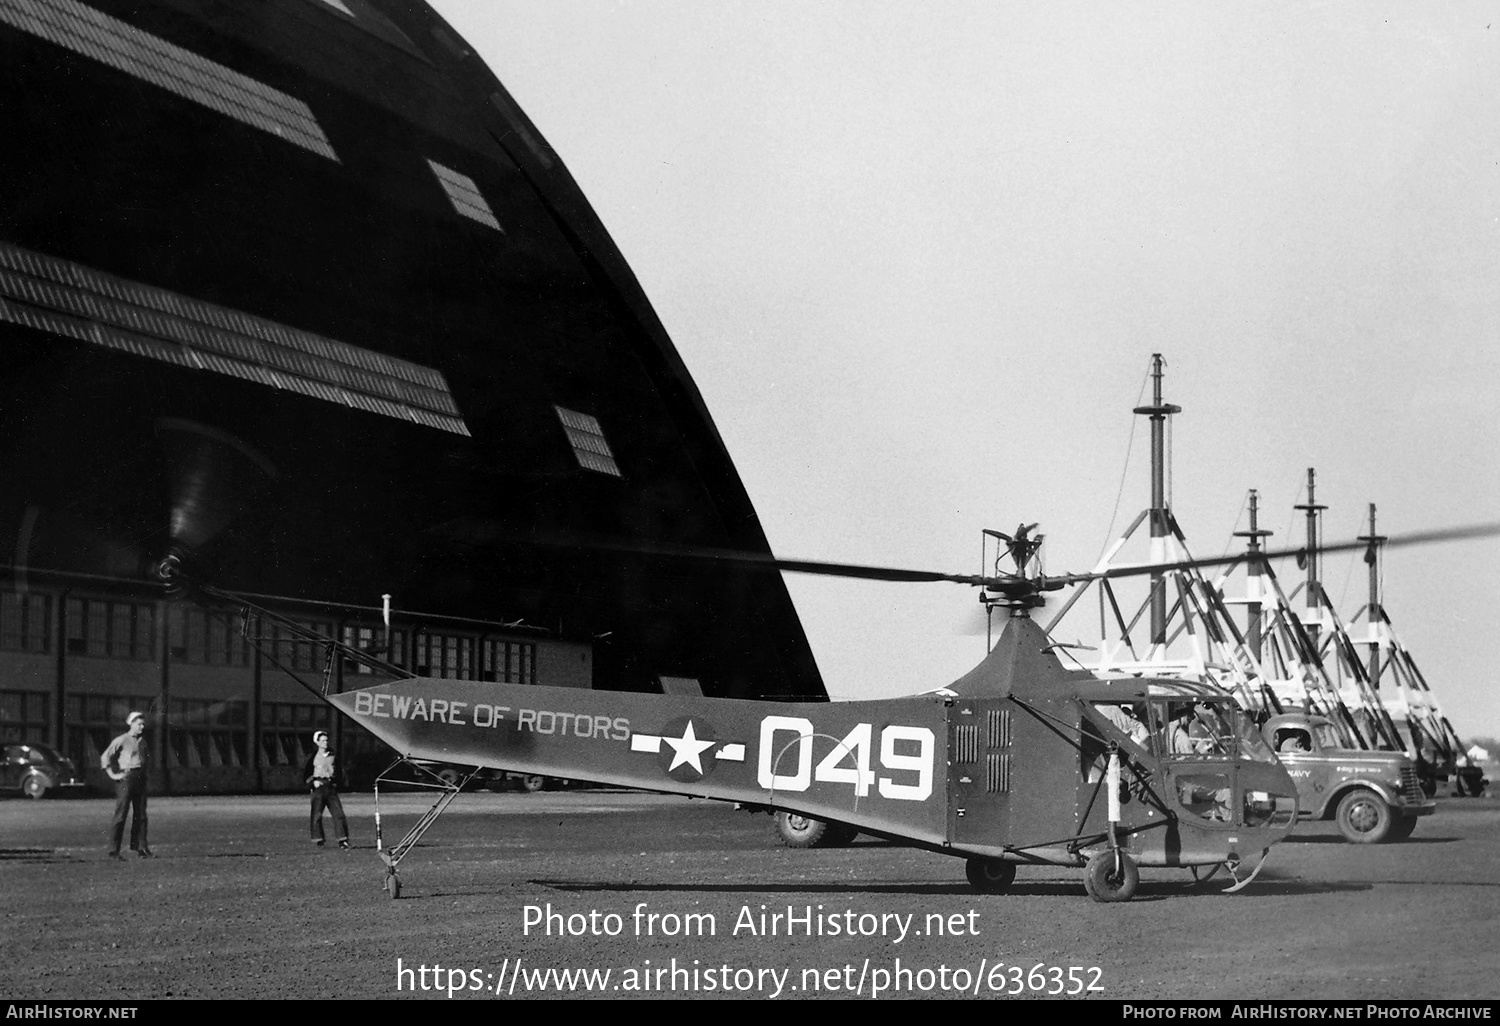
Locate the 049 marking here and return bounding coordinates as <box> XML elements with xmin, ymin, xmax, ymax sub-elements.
<box><xmin>756</xmin><ymin>717</ymin><xmax>934</xmax><ymax>800</ymax></box>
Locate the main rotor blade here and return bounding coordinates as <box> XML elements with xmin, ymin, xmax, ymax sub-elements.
<box><xmin>1070</xmin><ymin>520</ymin><xmax>1500</xmax><ymax>586</ymax></box>
<box><xmin>157</xmin><ymin>418</ymin><xmax>278</xmax><ymax>552</ymax></box>
<box><xmin>430</xmin><ymin>521</ymin><xmax>1008</xmax><ymax>588</ymax></box>
<box><xmin>428</xmin><ymin>516</ymin><xmax>1500</xmax><ymax>594</ymax></box>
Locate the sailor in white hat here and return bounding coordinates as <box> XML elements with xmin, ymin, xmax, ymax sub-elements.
<box><xmin>304</xmin><ymin>728</ymin><xmax>350</xmax><ymax>849</ymax></box>
<box><xmin>101</xmin><ymin>710</ymin><xmax>152</xmax><ymax>859</ymax></box>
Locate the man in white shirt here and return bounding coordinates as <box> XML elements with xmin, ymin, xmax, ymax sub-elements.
<box><xmin>303</xmin><ymin>730</ymin><xmax>350</xmax><ymax>849</ymax></box>
<box><xmin>101</xmin><ymin>710</ymin><xmax>151</xmax><ymax>859</ymax></box>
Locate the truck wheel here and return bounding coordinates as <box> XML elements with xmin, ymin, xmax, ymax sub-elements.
<box><xmin>21</xmin><ymin>773</ymin><xmax>46</xmax><ymax>799</ymax></box>
<box><xmin>1085</xmin><ymin>851</ymin><xmax>1139</xmax><ymax>902</ymax></box>
<box><xmin>964</xmin><ymin>857</ymin><xmax>1016</xmax><ymax>894</ymax></box>
<box><xmin>775</xmin><ymin>812</ymin><xmax>834</xmax><ymax>848</ymax></box>
<box><xmin>1386</xmin><ymin>815</ymin><xmax>1417</xmax><ymax>842</ymax></box>
<box><xmin>1335</xmin><ymin>789</ymin><xmax>1393</xmax><ymax>844</ymax></box>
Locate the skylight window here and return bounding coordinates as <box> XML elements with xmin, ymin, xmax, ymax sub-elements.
<box><xmin>0</xmin><ymin>0</ymin><xmax>339</xmax><ymax>161</ymax></box>
<box><xmin>0</xmin><ymin>241</ymin><xmax>469</xmax><ymax>437</ymax></box>
<box><xmin>554</xmin><ymin>407</ymin><xmax>622</xmax><ymax>477</ymax></box>
<box><xmin>427</xmin><ymin>160</ymin><xmax>503</xmax><ymax>231</ymax></box>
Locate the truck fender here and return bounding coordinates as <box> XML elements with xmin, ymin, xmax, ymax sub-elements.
<box><xmin>1317</xmin><ymin>779</ymin><xmax>1399</xmax><ymax>819</ymax></box>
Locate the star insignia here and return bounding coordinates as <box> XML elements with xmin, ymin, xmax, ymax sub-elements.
<box><xmin>661</xmin><ymin>720</ymin><xmax>716</xmax><ymax>775</ymax></box>
<box><xmin>629</xmin><ymin>717</ymin><xmax>745</xmax><ymax>782</ymax></box>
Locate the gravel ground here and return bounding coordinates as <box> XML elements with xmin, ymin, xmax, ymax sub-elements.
<box><xmin>1</xmin><ymin>790</ymin><xmax>1496</xmax><ymax>1001</ymax></box>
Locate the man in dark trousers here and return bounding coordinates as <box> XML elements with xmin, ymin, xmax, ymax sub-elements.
<box><xmin>304</xmin><ymin>729</ymin><xmax>350</xmax><ymax>849</ymax></box>
<box><xmin>101</xmin><ymin>710</ymin><xmax>151</xmax><ymax>859</ymax></box>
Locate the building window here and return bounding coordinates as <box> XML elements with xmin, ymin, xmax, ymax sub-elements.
<box><xmin>165</xmin><ymin>698</ymin><xmax>248</xmax><ymax>769</ymax></box>
<box><xmin>260</xmin><ymin>702</ymin><xmax>330</xmax><ymax>766</ymax></box>
<box><xmin>262</xmin><ymin>619</ymin><xmax>334</xmax><ymax>673</ymax></box>
<box><xmin>0</xmin><ymin>592</ymin><xmax>51</xmax><ymax>652</ymax></box>
<box><xmin>0</xmin><ymin>241</ymin><xmax>472</xmax><ymax>439</ymax></box>
<box><xmin>480</xmin><ymin>638</ymin><xmax>536</xmax><ymax>684</ymax></box>
<box><xmin>554</xmin><ymin>406</ymin><xmax>622</xmax><ymax>477</ymax></box>
<box><xmin>65</xmin><ymin>597</ymin><xmax>155</xmax><ymax>660</ymax></box>
<box><xmin>427</xmin><ymin>159</ymin><xmax>503</xmax><ymax>231</ymax></box>
<box><xmin>413</xmin><ymin>631</ymin><xmax>476</xmax><ymax>680</ymax></box>
<box><xmin>340</xmin><ymin>624</ymin><xmax>402</xmax><ymax>674</ymax></box>
<box><xmin>0</xmin><ymin>689</ymin><xmax>50</xmax><ymax>743</ymax></box>
<box><xmin>0</xmin><ymin>0</ymin><xmax>340</xmax><ymax>161</ymax></box>
<box><xmin>64</xmin><ymin>692</ymin><xmax>153</xmax><ymax>771</ymax></box>
<box><xmin>167</xmin><ymin>606</ymin><xmax>248</xmax><ymax>666</ymax></box>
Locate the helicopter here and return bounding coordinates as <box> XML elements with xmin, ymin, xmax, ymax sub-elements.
<box><xmin>174</xmin><ymin>525</ymin><xmax>1338</xmax><ymax>904</ymax></box>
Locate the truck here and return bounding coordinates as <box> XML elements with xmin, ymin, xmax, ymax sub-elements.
<box><xmin>1263</xmin><ymin>713</ymin><xmax>1435</xmax><ymax>843</ymax></box>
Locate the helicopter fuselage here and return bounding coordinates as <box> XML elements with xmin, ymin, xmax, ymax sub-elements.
<box><xmin>331</xmin><ymin>616</ymin><xmax>1299</xmax><ymax>876</ymax></box>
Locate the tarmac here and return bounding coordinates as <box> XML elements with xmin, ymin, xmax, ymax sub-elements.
<box><xmin>2</xmin><ymin>789</ymin><xmax>1497</xmax><ymax>1001</ymax></box>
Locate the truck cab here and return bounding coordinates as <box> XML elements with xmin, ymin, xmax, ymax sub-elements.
<box><xmin>1263</xmin><ymin>713</ymin><xmax>1434</xmax><ymax>843</ymax></box>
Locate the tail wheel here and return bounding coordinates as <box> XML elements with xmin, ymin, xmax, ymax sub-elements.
<box><xmin>964</xmin><ymin>857</ymin><xmax>1016</xmax><ymax>894</ymax></box>
<box><xmin>1335</xmin><ymin>789</ymin><xmax>1393</xmax><ymax>844</ymax></box>
<box><xmin>384</xmin><ymin>872</ymin><xmax>401</xmax><ymax>900</ymax></box>
<box><xmin>1084</xmin><ymin>851</ymin><xmax>1139</xmax><ymax>903</ymax></box>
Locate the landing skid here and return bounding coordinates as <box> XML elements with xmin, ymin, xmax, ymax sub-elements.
<box><xmin>1182</xmin><ymin>847</ymin><xmax>1271</xmax><ymax>893</ymax></box>
<box><xmin>1222</xmin><ymin>847</ymin><xmax>1271</xmax><ymax>893</ymax></box>
<box><xmin>373</xmin><ymin>758</ymin><xmax>480</xmax><ymax>899</ymax></box>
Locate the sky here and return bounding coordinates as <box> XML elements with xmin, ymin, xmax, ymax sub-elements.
<box><xmin>430</xmin><ymin>2</ymin><xmax>1500</xmax><ymax>741</ymax></box>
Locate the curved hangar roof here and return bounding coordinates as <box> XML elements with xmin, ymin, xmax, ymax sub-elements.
<box><xmin>0</xmin><ymin>0</ymin><xmax>826</xmax><ymax>701</ymax></box>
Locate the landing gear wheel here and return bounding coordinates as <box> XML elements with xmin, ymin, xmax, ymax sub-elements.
<box><xmin>1335</xmin><ymin>789</ymin><xmax>1393</xmax><ymax>844</ymax></box>
<box><xmin>384</xmin><ymin>871</ymin><xmax>401</xmax><ymax>900</ymax></box>
<box><xmin>21</xmin><ymin>774</ymin><xmax>45</xmax><ymax>799</ymax></box>
<box><xmin>775</xmin><ymin>811</ymin><xmax>847</xmax><ymax>848</ymax></box>
<box><xmin>520</xmin><ymin>774</ymin><xmax>546</xmax><ymax>793</ymax></box>
<box><xmin>964</xmin><ymin>857</ymin><xmax>1016</xmax><ymax>894</ymax></box>
<box><xmin>1385</xmin><ymin>815</ymin><xmax>1417</xmax><ymax>842</ymax></box>
<box><xmin>1085</xmin><ymin>851</ymin><xmax>1139</xmax><ymax>903</ymax></box>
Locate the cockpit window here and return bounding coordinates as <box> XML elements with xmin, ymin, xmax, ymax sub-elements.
<box><xmin>1081</xmin><ymin>702</ymin><xmax>1150</xmax><ymax>784</ymax></box>
<box><xmin>1154</xmin><ymin>700</ymin><xmax>1262</xmax><ymax>761</ymax></box>
<box><xmin>1237</xmin><ymin>718</ymin><xmax>1279</xmax><ymax>764</ymax></box>
<box><xmin>1093</xmin><ymin>703</ymin><xmax>1150</xmax><ymax>746</ymax></box>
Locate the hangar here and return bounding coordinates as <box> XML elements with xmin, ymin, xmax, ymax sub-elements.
<box><xmin>0</xmin><ymin>0</ymin><xmax>825</xmax><ymax>792</ymax></box>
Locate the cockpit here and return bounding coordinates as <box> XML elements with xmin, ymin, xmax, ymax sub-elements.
<box><xmin>1084</xmin><ymin>693</ymin><xmax>1294</xmax><ymax>831</ymax></box>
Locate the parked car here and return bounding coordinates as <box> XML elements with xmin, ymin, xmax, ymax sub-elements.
<box><xmin>2</xmin><ymin>742</ymin><xmax>86</xmax><ymax>799</ymax></box>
